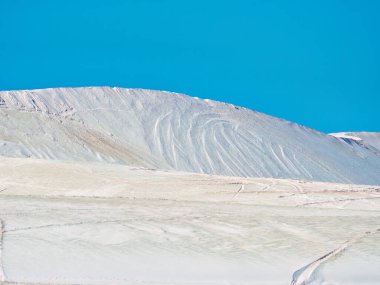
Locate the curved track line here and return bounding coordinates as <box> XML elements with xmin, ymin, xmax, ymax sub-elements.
<box><xmin>232</xmin><ymin>184</ymin><xmax>245</xmax><ymax>200</ymax></box>
<box><xmin>290</xmin><ymin>229</ymin><xmax>379</xmax><ymax>285</ymax></box>
<box><xmin>288</xmin><ymin>181</ymin><xmax>305</xmax><ymax>194</ymax></box>
<box><xmin>260</xmin><ymin>180</ymin><xmax>276</xmax><ymax>192</ymax></box>
<box><xmin>0</xmin><ymin>219</ymin><xmax>6</xmax><ymax>282</ymax></box>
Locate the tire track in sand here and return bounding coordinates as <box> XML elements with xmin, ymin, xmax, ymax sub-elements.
<box><xmin>0</xmin><ymin>219</ymin><xmax>6</xmax><ymax>282</ymax></box>
<box><xmin>290</xmin><ymin>229</ymin><xmax>380</xmax><ymax>285</ymax></box>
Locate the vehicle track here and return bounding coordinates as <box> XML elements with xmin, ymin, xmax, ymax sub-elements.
<box><xmin>0</xmin><ymin>219</ymin><xmax>6</xmax><ymax>282</ymax></box>
<box><xmin>290</xmin><ymin>229</ymin><xmax>380</xmax><ymax>285</ymax></box>
<box><xmin>231</xmin><ymin>184</ymin><xmax>245</xmax><ymax>200</ymax></box>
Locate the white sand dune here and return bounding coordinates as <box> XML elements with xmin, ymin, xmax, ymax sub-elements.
<box><xmin>0</xmin><ymin>87</ymin><xmax>379</xmax><ymax>285</ymax></box>
<box><xmin>331</xmin><ymin>132</ymin><xmax>380</xmax><ymax>154</ymax></box>
<box><xmin>1</xmin><ymin>87</ymin><xmax>380</xmax><ymax>184</ymax></box>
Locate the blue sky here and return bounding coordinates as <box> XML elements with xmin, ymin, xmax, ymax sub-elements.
<box><xmin>1</xmin><ymin>0</ymin><xmax>379</xmax><ymax>133</ymax></box>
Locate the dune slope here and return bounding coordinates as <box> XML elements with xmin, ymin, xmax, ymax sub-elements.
<box><xmin>1</xmin><ymin>87</ymin><xmax>379</xmax><ymax>184</ymax></box>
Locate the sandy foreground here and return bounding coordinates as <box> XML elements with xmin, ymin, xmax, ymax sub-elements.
<box><xmin>0</xmin><ymin>156</ymin><xmax>379</xmax><ymax>285</ymax></box>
